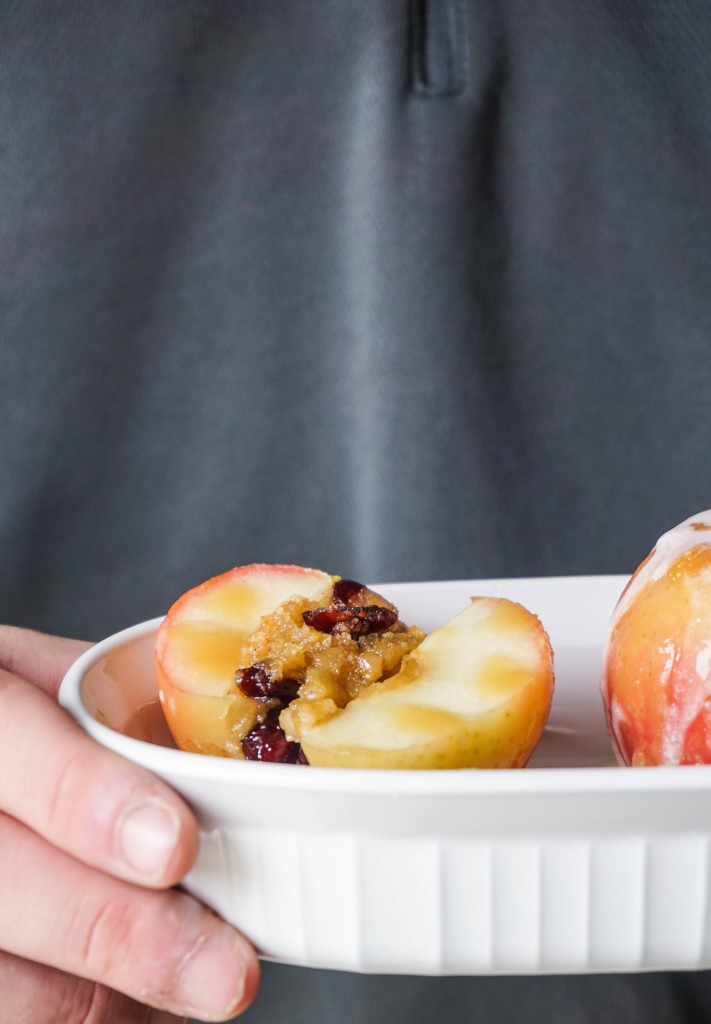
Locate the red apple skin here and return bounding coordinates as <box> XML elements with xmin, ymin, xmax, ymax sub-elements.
<box><xmin>603</xmin><ymin>515</ymin><xmax>711</xmax><ymax>766</ymax></box>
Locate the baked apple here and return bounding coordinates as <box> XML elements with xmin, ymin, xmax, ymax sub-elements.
<box><xmin>155</xmin><ymin>564</ymin><xmax>555</xmax><ymax>769</ymax></box>
<box><xmin>603</xmin><ymin>510</ymin><xmax>711</xmax><ymax>765</ymax></box>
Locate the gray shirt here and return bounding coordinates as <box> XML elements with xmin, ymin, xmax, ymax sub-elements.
<box><xmin>1</xmin><ymin>2</ymin><xmax>710</xmax><ymax>1020</ymax></box>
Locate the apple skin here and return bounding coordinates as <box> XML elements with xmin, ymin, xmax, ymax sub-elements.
<box><xmin>155</xmin><ymin>563</ymin><xmax>334</xmax><ymax>756</ymax></box>
<box><xmin>603</xmin><ymin>511</ymin><xmax>711</xmax><ymax>766</ymax></box>
<box><xmin>299</xmin><ymin>597</ymin><xmax>554</xmax><ymax>769</ymax></box>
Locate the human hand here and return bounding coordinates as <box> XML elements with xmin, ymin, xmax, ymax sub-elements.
<box><xmin>0</xmin><ymin>625</ymin><xmax>260</xmax><ymax>1023</ymax></box>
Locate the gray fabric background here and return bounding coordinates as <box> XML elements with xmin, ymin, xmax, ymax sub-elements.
<box><xmin>2</xmin><ymin>1</ymin><xmax>711</xmax><ymax>1020</ymax></box>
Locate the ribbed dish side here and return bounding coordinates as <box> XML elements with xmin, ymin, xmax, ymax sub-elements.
<box><xmin>184</xmin><ymin>829</ymin><xmax>711</xmax><ymax>974</ymax></box>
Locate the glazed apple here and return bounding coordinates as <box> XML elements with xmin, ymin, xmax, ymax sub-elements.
<box><xmin>603</xmin><ymin>510</ymin><xmax>711</xmax><ymax>765</ymax></box>
<box><xmin>155</xmin><ymin>563</ymin><xmax>555</xmax><ymax>769</ymax></box>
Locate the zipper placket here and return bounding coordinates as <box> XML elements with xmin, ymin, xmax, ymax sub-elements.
<box><xmin>411</xmin><ymin>0</ymin><xmax>466</xmax><ymax>96</ymax></box>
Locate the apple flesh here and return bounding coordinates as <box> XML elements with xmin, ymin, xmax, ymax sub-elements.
<box><xmin>603</xmin><ymin>510</ymin><xmax>711</xmax><ymax>765</ymax></box>
<box><xmin>155</xmin><ymin>563</ymin><xmax>555</xmax><ymax>769</ymax></box>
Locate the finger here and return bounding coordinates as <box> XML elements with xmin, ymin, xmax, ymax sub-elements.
<box><xmin>0</xmin><ymin>947</ymin><xmax>186</xmax><ymax>1024</ymax></box>
<box><xmin>0</xmin><ymin>624</ymin><xmax>91</xmax><ymax>699</ymax></box>
<box><xmin>0</xmin><ymin>667</ymin><xmax>198</xmax><ymax>888</ymax></box>
<box><xmin>0</xmin><ymin>813</ymin><xmax>259</xmax><ymax>1021</ymax></box>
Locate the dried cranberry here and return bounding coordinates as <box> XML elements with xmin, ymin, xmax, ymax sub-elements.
<box><xmin>236</xmin><ymin>664</ymin><xmax>300</xmax><ymax>704</ymax></box>
<box><xmin>302</xmin><ymin>604</ymin><xmax>398</xmax><ymax>636</ymax></box>
<box><xmin>235</xmin><ymin>664</ymin><xmax>272</xmax><ymax>698</ymax></box>
<box><xmin>241</xmin><ymin>711</ymin><xmax>305</xmax><ymax>763</ymax></box>
<box><xmin>332</xmin><ymin>578</ymin><xmax>368</xmax><ymax>606</ymax></box>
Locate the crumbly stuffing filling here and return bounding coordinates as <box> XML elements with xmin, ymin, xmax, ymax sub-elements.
<box><xmin>235</xmin><ymin>581</ymin><xmax>425</xmax><ymax>760</ymax></box>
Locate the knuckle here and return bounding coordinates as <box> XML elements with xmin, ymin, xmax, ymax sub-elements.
<box><xmin>77</xmin><ymin>888</ymin><xmax>205</xmax><ymax>1006</ymax></box>
<box><xmin>59</xmin><ymin>981</ymin><xmax>108</xmax><ymax>1024</ymax></box>
<box><xmin>0</xmin><ymin>674</ymin><xmax>95</xmax><ymax>838</ymax></box>
<box><xmin>45</xmin><ymin>750</ymin><xmax>88</xmax><ymax>834</ymax></box>
<box><xmin>62</xmin><ymin>982</ymin><xmax>152</xmax><ymax>1024</ymax></box>
<box><xmin>79</xmin><ymin>893</ymin><xmax>138</xmax><ymax>981</ymax></box>
<box><xmin>10</xmin><ymin>973</ymin><xmax>119</xmax><ymax>1024</ymax></box>
<box><xmin>0</xmin><ymin>949</ymin><xmax>118</xmax><ymax>1024</ymax></box>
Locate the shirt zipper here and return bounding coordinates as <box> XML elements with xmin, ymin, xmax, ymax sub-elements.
<box><xmin>411</xmin><ymin>0</ymin><xmax>466</xmax><ymax>96</ymax></box>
